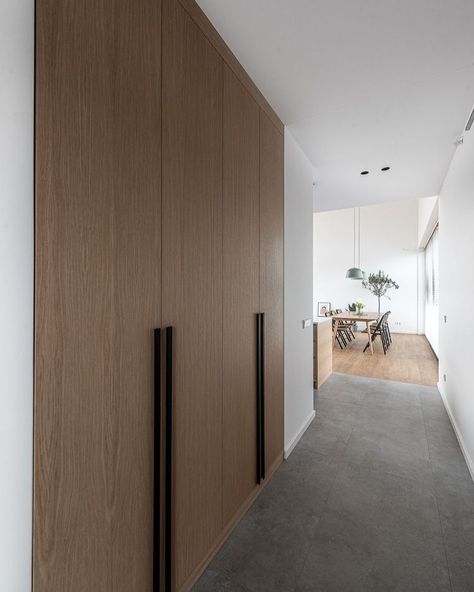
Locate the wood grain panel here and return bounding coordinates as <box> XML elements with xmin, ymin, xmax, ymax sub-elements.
<box><xmin>259</xmin><ymin>111</ymin><xmax>284</xmax><ymax>472</ymax></box>
<box><xmin>34</xmin><ymin>1</ymin><xmax>161</xmax><ymax>590</ymax></box>
<box><xmin>222</xmin><ymin>64</ymin><xmax>260</xmax><ymax>526</ymax></box>
<box><xmin>177</xmin><ymin>0</ymin><xmax>284</xmax><ymax>135</ymax></box>
<box><xmin>162</xmin><ymin>0</ymin><xmax>223</xmax><ymax>589</ymax></box>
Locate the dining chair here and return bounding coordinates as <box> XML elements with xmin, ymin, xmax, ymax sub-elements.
<box><xmin>335</xmin><ymin>309</ymin><xmax>355</xmax><ymax>341</ymax></box>
<box><xmin>378</xmin><ymin>312</ymin><xmax>391</xmax><ymax>352</ymax></box>
<box><xmin>362</xmin><ymin>312</ymin><xmax>390</xmax><ymax>354</ymax></box>
<box><xmin>384</xmin><ymin>311</ymin><xmax>392</xmax><ymax>345</ymax></box>
<box><xmin>326</xmin><ymin>310</ymin><xmax>348</xmax><ymax>349</ymax></box>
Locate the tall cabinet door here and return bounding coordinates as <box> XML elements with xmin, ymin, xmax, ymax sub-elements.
<box><xmin>222</xmin><ymin>65</ymin><xmax>260</xmax><ymax>525</ymax></box>
<box><xmin>34</xmin><ymin>1</ymin><xmax>162</xmax><ymax>590</ymax></box>
<box><xmin>259</xmin><ymin>111</ymin><xmax>284</xmax><ymax>473</ymax></box>
<box><xmin>162</xmin><ymin>0</ymin><xmax>223</xmax><ymax>589</ymax></box>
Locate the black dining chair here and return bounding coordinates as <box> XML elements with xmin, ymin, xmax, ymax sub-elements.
<box><xmin>326</xmin><ymin>310</ymin><xmax>348</xmax><ymax>349</ymax></box>
<box><xmin>362</xmin><ymin>312</ymin><xmax>390</xmax><ymax>354</ymax></box>
<box><xmin>335</xmin><ymin>309</ymin><xmax>355</xmax><ymax>342</ymax></box>
<box><xmin>384</xmin><ymin>311</ymin><xmax>392</xmax><ymax>345</ymax></box>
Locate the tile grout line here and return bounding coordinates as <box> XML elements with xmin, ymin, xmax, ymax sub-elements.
<box><xmin>319</xmin><ymin>380</ymin><xmax>451</xmax><ymax>487</ymax></box>
<box><xmin>293</xmin><ymin>396</ymin><xmax>360</xmax><ymax>592</ymax></box>
<box><xmin>420</xmin><ymin>399</ymin><xmax>455</xmax><ymax>592</ymax></box>
<box><xmin>199</xmin><ymin>376</ymin><xmax>455</xmax><ymax>591</ymax></box>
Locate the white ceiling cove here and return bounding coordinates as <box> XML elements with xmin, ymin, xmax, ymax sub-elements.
<box><xmin>196</xmin><ymin>0</ymin><xmax>474</xmax><ymax>211</ymax></box>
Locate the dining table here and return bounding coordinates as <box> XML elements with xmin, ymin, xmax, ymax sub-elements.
<box><xmin>331</xmin><ymin>312</ymin><xmax>380</xmax><ymax>355</ymax></box>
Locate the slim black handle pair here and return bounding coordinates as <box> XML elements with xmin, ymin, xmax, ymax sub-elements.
<box><xmin>256</xmin><ymin>313</ymin><xmax>265</xmax><ymax>484</ymax></box>
<box><xmin>154</xmin><ymin>327</ymin><xmax>173</xmax><ymax>592</ymax></box>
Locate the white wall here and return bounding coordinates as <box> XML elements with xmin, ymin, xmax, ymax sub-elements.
<box><xmin>314</xmin><ymin>200</ymin><xmax>420</xmax><ymax>333</ymax></box>
<box><xmin>438</xmin><ymin>130</ymin><xmax>474</xmax><ymax>480</ymax></box>
<box><xmin>284</xmin><ymin>129</ymin><xmax>315</xmax><ymax>457</ymax></box>
<box><xmin>0</xmin><ymin>1</ymin><xmax>34</xmax><ymax>589</ymax></box>
<box><xmin>418</xmin><ymin>195</ymin><xmax>439</xmax><ymax>248</ymax></box>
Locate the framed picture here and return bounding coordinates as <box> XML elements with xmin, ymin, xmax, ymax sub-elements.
<box><xmin>318</xmin><ymin>302</ymin><xmax>331</xmax><ymax>316</ymax></box>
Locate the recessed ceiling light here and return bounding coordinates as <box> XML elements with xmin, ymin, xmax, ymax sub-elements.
<box><xmin>381</xmin><ymin>166</ymin><xmax>391</xmax><ymax>171</ymax></box>
<box><xmin>360</xmin><ymin>170</ymin><xmax>369</xmax><ymax>175</ymax></box>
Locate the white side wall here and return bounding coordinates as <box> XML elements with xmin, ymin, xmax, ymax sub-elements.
<box><xmin>284</xmin><ymin>129</ymin><xmax>315</xmax><ymax>457</ymax></box>
<box><xmin>438</xmin><ymin>130</ymin><xmax>474</xmax><ymax>480</ymax></box>
<box><xmin>418</xmin><ymin>195</ymin><xmax>439</xmax><ymax>248</ymax></box>
<box><xmin>0</xmin><ymin>1</ymin><xmax>34</xmax><ymax>589</ymax></box>
<box><xmin>313</xmin><ymin>200</ymin><xmax>420</xmax><ymax>333</ymax></box>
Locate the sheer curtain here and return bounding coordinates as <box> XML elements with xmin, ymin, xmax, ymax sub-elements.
<box><xmin>424</xmin><ymin>225</ymin><xmax>439</xmax><ymax>356</ymax></box>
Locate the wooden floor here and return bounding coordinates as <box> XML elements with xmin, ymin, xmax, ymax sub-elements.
<box><xmin>333</xmin><ymin>332</ymin><xmax>439</xmax><ymax>387</ymax></box>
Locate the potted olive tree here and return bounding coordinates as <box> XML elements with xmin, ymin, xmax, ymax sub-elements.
<box><xmin>362</xmin><ymin>271</ymin><xmax>399</xmax><ymax>314</ymax></box>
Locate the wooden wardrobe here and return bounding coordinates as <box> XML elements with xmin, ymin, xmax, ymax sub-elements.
<box><xmin>34</xmin><ymin>0</ymin><xmax>284</xmax><ymax>590</ymax></box>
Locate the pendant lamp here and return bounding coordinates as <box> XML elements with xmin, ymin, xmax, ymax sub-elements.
<box><xmin>346</xmin><ymin>208</ymin><xmax>366</xmax><ymax>280</ymax></box>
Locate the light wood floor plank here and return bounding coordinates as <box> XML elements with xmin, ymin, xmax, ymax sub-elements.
<box><xmin>333</xmin><ymin>333</ymin><xmax>438</xmax><ymax>387</ymax></box>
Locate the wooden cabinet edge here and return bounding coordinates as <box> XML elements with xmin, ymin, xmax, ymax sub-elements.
<box><xmin>314</xmin><ymin>323</ymin><xmax>333</xmax><ymax>389</ymax></box>
<box><xmin>318</xmin><ymin>368</ymin><xmax>332</xmax><ymax>388</ymax></box>
<box><xmin>177</xmin><ymin>0</ymin><xmax>283</xmax><ymax>135</ymax></box>
<box><xmin>177</xmin><ymin>454</ymin><xmax>283</xmax><ymax>592</ymax></box>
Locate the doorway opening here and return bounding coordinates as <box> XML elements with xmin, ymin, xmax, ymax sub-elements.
<box><xmin>313</xmin><ymin>198</ymin><xmax>439</xmax><ymax>388</ymax></box>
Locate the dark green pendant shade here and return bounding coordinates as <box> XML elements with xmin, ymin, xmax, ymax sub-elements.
<box><xmin>346</xmin><ymin>267</ymin><xmax>366</xmax><ymax>280</ymax></box>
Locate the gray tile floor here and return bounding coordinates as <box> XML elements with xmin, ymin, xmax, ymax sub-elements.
<box><xmin>193</xmin><ymin>373</ymin><xmax>474</xmax><ymax>592</ymax></box>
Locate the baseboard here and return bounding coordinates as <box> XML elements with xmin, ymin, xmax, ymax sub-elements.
<box><xmin>284</xmin><ymin>409</ymin><xmax>316</xmax><ymax>459</ymax></box>
<box><xmin>180</xmin><ymin>453</ymin><xmax>283</xmax><ymax>592</ymax></box>
<box><xmin>437</xmin><ymin>381</ymin><xmax>474</xmax><ymax>484</ymax></box>
<box><xmin>389</xmin><ymin>330</ymin><xmax>418</xmax><ymax>335</ymax></box>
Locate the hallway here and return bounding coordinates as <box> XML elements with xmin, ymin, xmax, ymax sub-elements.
<box><xmin>194</xmin><ymin>374</ymin><xmax>474</xmax><ymax>591</ymax></box>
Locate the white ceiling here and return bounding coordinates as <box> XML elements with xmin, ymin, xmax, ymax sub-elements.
<box><xmin>196</xmin><ymin>0</ymin><xmax>474</xmax><ymax>211</ymax></box>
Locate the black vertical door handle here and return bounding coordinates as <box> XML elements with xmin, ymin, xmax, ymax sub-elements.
<box><xmin>164</xmin><ymin>326</ymin><xmax>173</xmax><ymax>591</ymax></box>
<box><xmin>256</xmin><ymin>313</ymin><xmax>266</xmax><ymax>484</ymax></box>
<box><xmin>256</xmin><ymin>314</ymin><xmax>262</xmax><ymax>484</ymax></box>
<box><xmin>260</xmin><ymin>312</ymin><xmax>265</xmax><ymax>481</ymax></box>
<box><xmin>153</xmin><ymin>326</ymin><xmax>173</xmax><ymax>591</ymax></box>
<box><xmin>153</xmin><ymin>328</ymin><xmax>161</xmax><ymax>592</ymax></box>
